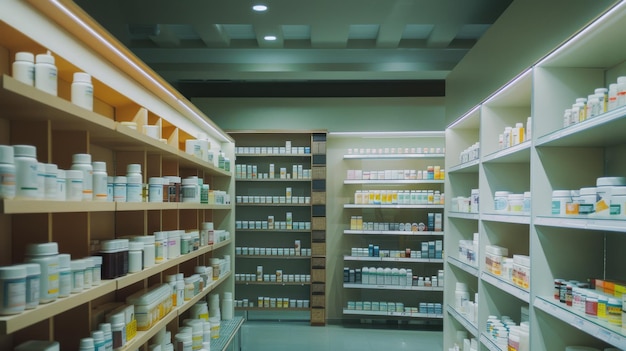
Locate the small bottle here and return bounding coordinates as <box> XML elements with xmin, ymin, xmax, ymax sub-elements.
<box><xmin>0</xmin><ymin>145</ymin><xmax>16</xmax><ymax>200</ymax></box>
<box><xmin>65</xmin><ymin>170</ymin><xmax>84</xmax><ymax>201</ymax></box>
<box><xmin>617</xmin><ymin>76</ymin><xmax>626</xmax><ymax>108</ymax></box>
<box><xmin>126</xmin><ymin>164</ymin><xmax>142</xmax><ymax>202</ymax></box>
<box><xmin>79</xmin><ymin>337</ymin><xmax>95</xmax><ymax>351</ymax></box>
<box><xmin>92</xmin><ymin>161</ymin><xmax>108</xmax><ymax>201</ymax></box>
<box><xmin>56</xmin><ymin>169</ymin><xmax>66</xmax><ymax>201</ymax></box>
<box><xmin>70</xmin><ymin>259</ymin><xmax>85</xmax><ymax>293</ymax></box>
<box><xmin>148</xmin><ymin>177</ymin><xmax>163</xmax><ymax>203</ymax></box>
<box><xmin>71</xmin><ymin>154</ymin><xmax>93</xmax><ymax>201</ymax></box>
<box><xmin>35</xmin><ymin>162</ymin><xmax>45</xmax><ymax>199</ymax></box>
<box><xmin>525</xmin><ymin>117</ymin><xmax>532</xmax><ymax>141</ymax></box>
<box><xmin>57</xmin><ymin>253</ymin><xmax>71</xmax><ymax>298</ymax></box>
<box><xmin>99</xmin><ymin>323</ymin><xmax>113</xmax><ymax>351</ymax></box>
<box><xmin>608</xmin><ymin>83</ymin><xmax>618</xmax><ymax>111</ymax></box>
<box><xmin>44</xmin><ymin>163</ymin><xmax>58</xmax><ymax>200</ymax></box>
<box><xmin>106</xmin><ymin>176</ymin><xmax>114</xmax><ymax>202</ymax></box>
<box><xmin>34</xmin><ymin>51</ymin><xmax>58</xmax><ymax>96</ymax></box>
<box><xmin>12</xmin><ymin>52</ymin><xmax>35</xmax><ymax>86</ymax></box>
<box><xmin>514</xmin><ymin>122</ymin><xmax>524</xmax><ymax>145</ymax></box>
<box><xmin>13</xmin><ymin>145</ymin><xmax>38</xmax><ymax>199</ymax></box>
<box><xmin>92</xmin><ymin>330</ymin><xmax>106</xmax><ymax>351</ymax></box>
<box><xmin>71</xmin><ymin>72</ymin><xmax>94</xmax><ymax>111</ymax></box>
<box><xmin>128</xmin><ymin>241</ymin><xmax>143</xmax><ymax>273</ymax></box>
<box><xmin>113</xmin><ymin>176</ymin><xmax>127</xmax><ymax>202</ymax></box>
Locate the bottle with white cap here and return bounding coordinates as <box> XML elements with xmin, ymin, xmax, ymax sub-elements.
<box><xmin>71</xmin><ymin>154</ymin><xmax>93</xmax><ymax>201</ymax></box>
<box><xmin>92</xmin><ymin>330</ymin><xmax>106</xmax><ymax>351</ymax></box>
<box><xmin>126</xmin><ymin>164</ymin><xmax>142</xmax><ymax>202</ymax></box>
<box><xmin>72</xmin><ymin>72</ymin><xmax>94</xmax><ymax>110</ymax></box>
<box><xmin>13</xmin><ymin>145</ymin><xmax>38</xmax><ymax>199</ymax></box>
<box><xmin>12</xmin><ymin>52</ymin><xmax>35</xmax><ymax>86</ymax></box>
<box><xmin>34</xmin><ymin>51</ymin><xmax>58</xmax><ymax>96</ymax></box>
<box><xmin>0</xmin><ymin>145</ymin><xmax>16</xmax><ymax>200</ymax></box>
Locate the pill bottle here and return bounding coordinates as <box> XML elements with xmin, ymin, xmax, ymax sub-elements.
<box><xmin>608</xmin><ymin>83</ymin><xmax>618</xmax><ymax>111</ymax></box>
<box><xmin>126</xmin><ymin>164</ymin><xmax>142</xmax><ymax>202</ymax></box>
<box><xmin>70</xmin><ymin>259</ymin><xmax>85</xmax><ymax>294</ymax></box>
<box><xmin>12</xmin><ymin>52</ymin><xmax>35</xmax><ymax>86</ymax></box>
<box><xmin>154</xmin><ymin>231</ymin><xmax>166</xmax><ymax>263</ymax></box>
<box><xmin>110</xmin><ymin>313</ymin><xmax>126</xmax><ymax>350</ymax></box>
<box><xmin>22</xmin><ymin>263</ymin><xmax>41</xmax><ymax>310</ymax></box>
<box><xmin>113</xmin><ymin>176</ymin><xmax>127</xmax><ymax>202</ymax></box>
<box><xmin>99</xmin><ymin>240</ymin><xmax>117</xmax><ymax>280</ymax></box>
<box><xmin>523</xmin><ymin>191</ymin><xmax>531</xmax><ymax>213</ymax></box>
<box><xmin>551</xmin><ymin>190</ymin><xmax>572</xmax><ymax>216</ymax></box>
<box><xmin>106</xmin><ymin>176</ymin><xmax>114</xmax><ymax>202</ymax></box>
<box><xmin>57</xmin><ymin>253</ymin><xmax>71</xmax><ymax>298</ymax></box>
<box><xmin>182</xmin><ymin>178</ymin><xmax>197</xmax><ymax>203</ymax></box>
<box><xmin>65</xmin><ymin>170</ymin><xmax>84</xmax><ymax>201</ymax></box>
<box><xmin>508</xmin><ymin>194</ymin><xmax>524</xmax><ymax>212</ymax></box>
<box><xmin>83</xmin><ymin>257</ymin><xmax>94</xmax><ymax>289</ymax></box>
<box><xmin>71</xmin><ymin>154</ymin><xmax>93</xmax><ymax>201</ymax></box>
<box><xmin>617</xmin><ymin>76</ymin><xmax>626</xmax><ymax>108</ymax></box>
<box><xmin>13</xmin><ymin>145</ymin><xmax>38</xmax><ymax>199</ymax></box>
<box><xmin>90</xmin><ymin>255</ymin><xmax>102</xmax><ymax>285</ymax></box>
<box><xmin>99</xmin><ymin>323</ymin><xmax>113</xmax><ymax>351</ymax></box>
<box><xmin>610</xmin><ymin>187</ymin><xmax>626</xmax><ymax>218</ymax></box>
<box><xmin>148</xmin><ymin>177</ymin><xmax>163</xmax><ymax>203</ymax></box>
<box><xmin>35</xmin><ymin>51</ymin><xmax>57</xmax><ymax>96</ymax></box>
<box><xmin>128</xmin><ymin>241</ymin><xmax>143</xmax><ymax>273</ymax></box>
<box><xmin>92</xmin><ymin>330</ymin><xmax>106</xmax><ymax>351</ymax></box>
<box><xmin>167</xmin><ymin>231</ymin><xmax>181</xmax><ymax>259</ymax></box>
<box><xmin>0</xmin><ymin>265</ymin><xmax>26</xmax><ymax>315</ymax></box>
<box><xmin>0</xmin><ymin>145</ymin><xmax>16</xmax><ymax>200</ymax></box>
<box><xmin>35</xmin><ymin>162</ymin><xmax>45</xmax><ymax>199</ymax></box>
<box><xmin>135</xmin><ymin>236</ymin><xmax>155</xmax><ymax>268</ymax></box>
<box><xmin>25</xmin><ymin>242</ymin><xmax>59</xmax><ymax>303</ymax></box>
<box><xmin>56</xmin><ymin>169</ymin><xmax>66</xmax><ymax>201</ymax></box>
<box><xmin>494</xmin><ymin>191</ymin><xmax>511</xmax><ymax>212</ymax></box>
<box><xmin>92</xmin><ymin>161</ymin><xmax>108</xmax><ymax>201</ymax></box>
<box><xmin>71</xmin><ymin>72</ymin><xmax>94</xmax><ymax>111</ymax></box>
<box><xmin>44</xmin><ymin>163</ymin><xmax>58</xmax><ymax>200</ymax></box>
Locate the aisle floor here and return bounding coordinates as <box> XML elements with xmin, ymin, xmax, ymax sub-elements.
<box><xmin>241</xmin><ymin>321</ymin><xmax>443</xmax><ymax>351</ymax></box>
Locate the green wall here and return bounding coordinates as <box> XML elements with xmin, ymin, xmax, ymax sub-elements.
<box><xmin>193</xmin><ymin>97</ymin><xmax>445</xmax><ymax>132</ymax></box>
<box><xmin>445</xmin><ymin>0</ymin><xmax>618</xmax><ymax>125</ymax></box>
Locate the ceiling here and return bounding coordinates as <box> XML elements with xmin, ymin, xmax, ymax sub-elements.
<box><xmin>75</xmin><ymin>0</ymin><xmax>513</xmax><ymax>97</ymax></box>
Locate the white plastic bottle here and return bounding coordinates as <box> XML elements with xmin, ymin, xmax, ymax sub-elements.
<box><xmin>13</xmin><ymin>145</ymin><xmax>38</xmax><ymax>199</ymax></box>
<box><xmin>24</xmin><ymin>242</ymin><xmax>59</xmax><ymax>303</ymax></box>
<box><xmin>56</xmin><ymin>169</ymin><xmax>66</xmax><ymax>201</ymax></box>
<box><xmin>92</xmin><ymin>330</ymin><xmax>106</xmax><ymax>351</ymax></box>
<box><xmin>126</xmin><ymin>164</ymin><xmax>142</xmax><ymax>202</ymax></box>
<box><xmin>12</xmin><ymin>52</ymin><xmax>35</xmax><ymax>86</ymax></box>
<box><xmin>57</xmin><ymin>253</ymin><xmax>71</xmax><ymax>298</ymax></box>
<box><xmin>608</xmin><ymin>83</ymin><xmax>618</xmax><ymax>111</ymax></box>
<box><xmin>65</xmin><ymin>170</ymin><xmax>84</xmax><ymax>201</ymax></box>
<box><xmin>71</xmin><ymin>154</ymin><xmax>93</xmax><ymax>201</ymax></box>
<box><xmin>113</xmin><ymin>176</ymin><xmax>126</xmax><ymax>202</ymax></box>
<box><xmin>44</xmin><ymin>163</ymin><xmax>58</xmax><ymax>200</ymax></box>
<box><xmin>35</xmin><ymin>162</ymin><xmax>45</xmax><ymax>199</ymax></box>
<box><xmin>34</xmin><ymin>51</ymin><xmax>57</xmax><ymax>96</ymax></box>
<box><xmin>617</xmin><ymin>76</ymin><xmax>626</xmax><ymax>108</ymax></box>
<box><xmin>71</xmin><ymin>72</ymin><xmax>94</xmax><ymax>111</ymax></box>
<box><xmin>92</xmin><ymin>161</ymin><xmax>108</xmax><ymax>201</ymax></box>
<box><xmin>79</xmin><ymin>337</ymin><xmax>95</xmax><ymax>351</ymax></box>
<box><xmin>0</xmin><ymin>145</ymin><xmax>16</xmax><ymax>200</ymax></box>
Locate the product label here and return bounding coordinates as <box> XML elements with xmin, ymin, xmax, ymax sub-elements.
<box><xmin>3</xmin><ymin>278</ymin><xmax>26</xmax><ymax>308</ymax></box>
<box><xmin>551</xmin><ymin>200</ymin><xmax>561</xmax><ymax>215</ymax></box>
<box><xmin>610</xmin><ymin>204</ymin><xmax>621</xmax><ymax>215</ymax></box>
<box><xmin>579</xmin><ymin>203</ymin><xmax>594</xmax><ymax>215</ymax></box>
<box><xmin>0</xmin><ymin>171</ymin><xmax>16</xmax><ymax>198</ymax></box>
<box><xmin>27</xmin><ymin>276</ymin><xmax>39</xmax><ymax>304</ymax></box>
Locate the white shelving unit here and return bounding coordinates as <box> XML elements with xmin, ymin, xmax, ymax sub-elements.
<box><xmin>343</xmin><ymin>309</ymin><xmax>443</xmax><ymax>319</ymax></box>
<box><xmin>444</xmin><ymin>3</ymin><xmax>626</xmax><ymax>350</ymax></box>
<box><xmin>329</xmin><ymin>132</ymin><xmax>445</xmax><ymax>324</ymax></box>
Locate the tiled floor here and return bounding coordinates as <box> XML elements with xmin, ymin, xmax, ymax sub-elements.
<box><xmin>241</xmin><ymin>321</ymin><xmax>443</xmax><ymax>351</ymax></box>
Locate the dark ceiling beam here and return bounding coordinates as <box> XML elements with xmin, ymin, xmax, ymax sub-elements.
<box><xmin>175</xmin><ymin>80</ymin><xmax>445</xmax><ymax>98</ymax></box>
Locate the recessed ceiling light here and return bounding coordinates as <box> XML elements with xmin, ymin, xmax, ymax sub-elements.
<box><xmin>252</xmin><ymin>4</ymin><xmax>268</xmax><ymax>12</ymax></box>
<box><xmin>264</xmin><ymin>35</ymin><xmax>277</xmax><ymax>41</ymax></box>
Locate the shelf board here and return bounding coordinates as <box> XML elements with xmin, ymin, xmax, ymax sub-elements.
<box><xmin>344</xmin><ymin>256</ymin><xmax>443</xmax><ymax>264</ymax></box>
<box><xmin>481</xmin><ymin>213</ymin><xmax>530</xmax><ymax>225</ymax></box>
<box><xmin>534</xmin><ymin>296</ymin><xmax>626</xmax><ymax>350</ymax></box>
<box><xmin>0</xmin><ymin>280</ymin><xmax>116</xmax><ymax>335</ymax></box>
<box><xmin>342</xmin><ymin>283</ymin><xmax>443</xmax><ymax>292</ymax></box>
<box><xmin>117</xmin><ymin>239</ymin><xmax>231</xmax><ymax>289</ymax></box>
<box><xmin>482</xmin><ymin>141</ymin><xmax>531</xmax><ymax>164</ymax></box>
<box><xmin>236</xmin><ymin>229</ymin><xmax>311</xmax><ymax>233</ymax></box>
<box><xmin>343</xmin><ymin>179</ymin><xmax>444</xmax><ymax>185</ymax></box>
<box><xmin>448</xmin><ymin>159</ymin><xmax>480</xmax><ymax>174</ymax></box>
<box><xmin>235</xmin><ymin>153</ymin><xmax>311</xmax><ymax>157</ymax></box>
<box><xmin>235</xmin><ymin>178</ymin><xmax>311</xmax><ymax>182</ymax></box>
<box><xmin>343</xmin><ymin>230</ymin><xmax>444</xmax><ymax>236</ymax></box>
<box><xmin>235</xmin><ymin>281</ymin><xmax>310</xmax><ymax>286</ymax></box>
<box><xmin>235</xmin><ymin>307</ymin><xmax>310</xmax><ymax>312</ymax></box>
<box><xmin>236</xmin><ymin>255</ymin><xmax>310</xmax><ymax>260</ymax></box>
<box><xmin>447</xmin><ymin>257</ymin><xmax>479</xmax><ymax>277</ymax></box>
<box><xmin>480</xmin><ymin>272</ymin><xmax>530</xmax><ymax>303</ymax></box>
<box><xmin>210</xmin><ymin>316</ymin><xmax>245</xmax><ymax>351</ymax></box>
<box><xmin>1</xmin><ymin>199</ymin><xmax>115</xmax><ymax>214</ymax></box>
<box><xmin>536</xmin><ymin>106</ymin><xmax>626</xmax><ymax>148</ymax></box>
<box><xmin>448</xmin><ymin>212</ymin><xmax>480</xmax><ymax>220</ymax></box>
<box><xmin>534</xmin><ymin>216</ymin><xmax>626</xmax><ymax>233</ymax></box>
<box><xmin>480</xmin><ymin>332</ymin><xmax>505</xmax><ymax>351</ymax></box>
<box><xmin>343</xmin><ymin>309</ymin><xmax>443</xmax><ymax>319</ymax></box>
<box><xmin>343</xmin><ymin>153</ymin><xmax>445</xmax><ymax>160</ymax></box>
<box><xmin>0</xmin><ymin>74</ymin><xmax>116</xmax><ymax>138</ymax></box>
<box><xmin>446</xmin><ymin>305</ymin><xmax>478</xmax><ymax>337</ymax></box>
<box><xmin>178</xmin><ymin>272</ymin><xmax>231</xmax><ymax>316</ymax></box>
<box><xmin>236</xmin><ymin>203</ymin><xmax>310</xmax><ymax>207</ymax></box>
<box><xmin>344</xmin><ymin>204</ymin><xmax>444</xmax><ymax>209</ymax></box>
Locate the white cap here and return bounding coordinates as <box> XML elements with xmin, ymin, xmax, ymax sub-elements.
<box><xmin>92</xmin><ymin>161</ymin><xmax>106</xmax><ymax>172</ymax></box>
<box><xmin>78</xmin><ymin>338</ymin><xmax>94</xmax><ymax>350</ymax></box>
<box><xmin>114</xmin><ymin>176</ymin><xmax>127</xmax><ymax>183</ymax></box>
<box><xmin>25</xmin><ymin>242</ymin><xmax>59</xmax><ymax>256</ymax></box>
<box><xmin>15</xmin><ymin>52</ymin><xmax>34</xmax><ymax>62</ymax></box>
<box><xmin>35</xmin><ymin>51</ymin><xmax>55</xmax><ymax>65</ymax></box>
<box><xmin>72</xmin><ymin>153</ymin><xmax>92</xmax><ymax>164</ymax></box>
<box><xmin>127</xmin><ymin>163</ymin><xmax>141</xmax><ymax>174</ymax></box>
<box><xmin>12</xmin><ymin>145</ymin><xmax>36</xmax><ymax>158</ymax></box>
<box><xmin>0</xmin><ymin>145</ymin><xmax>14</xmax><ymax>164</ymax></box>
<box><xmin>73</xmin><ymin>72</ymin><xmax>92</xmax><ymax>84</ymax></box>
<box><xmin>149</xmin><ymin>177</ymin><xmax>163</xmax><ymax>185</ymax></box>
